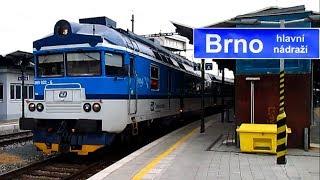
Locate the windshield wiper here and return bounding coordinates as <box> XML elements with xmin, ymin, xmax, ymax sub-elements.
<box><xmin>83</xmin><ymin>53</ymin><xmax>100</xmax><ymax>61</ymax></box>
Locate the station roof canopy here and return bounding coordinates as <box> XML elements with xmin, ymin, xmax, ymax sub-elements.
<box><xmin>171</xmin><ymin>5</ymin><xmax>320</xmax><ymax>71</ymax></box>
<box><xmin>0</xmin><ymin>50</ymin><xmax>33</xmax><ymax>68</ymax></box>
<box><xmin>172</xmin><ymin>5</ymin><xmax>319</xmax><ymax>43</ymax></box>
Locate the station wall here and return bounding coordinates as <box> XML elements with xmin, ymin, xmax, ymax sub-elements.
<box><xmin>234</xmin><ymin>11</ymin><xmax>313</xmax><ymax>148</ymax></box>
<box><xmin>235</xmin><ymin>74</ymin><xmax>311</xmax><ymax>148</ymax></box>
<box><xmin>0</xmin><ymin>68</ymin><xmax>34</xmax><ymax>121</ymax></box>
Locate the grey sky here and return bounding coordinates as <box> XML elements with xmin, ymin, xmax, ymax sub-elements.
<box><xmin>0</xmin><ymin>0</ymin><xmax>319</xmax><ymax>55</ymax></box>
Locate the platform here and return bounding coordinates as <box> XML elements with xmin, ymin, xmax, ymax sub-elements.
<box><xmin>89</xmin><ymin>114</ymin><xmax>320</xmax><ymax>180</ymax></box>
<box><xmin>0</xmin><ymin>119</ymin><xmax>19</xmax><ymax>135</ymax></box>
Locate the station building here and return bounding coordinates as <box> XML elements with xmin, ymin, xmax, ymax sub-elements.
<box><xmin>173</xmin><ymin>5</ymin><xmax>320</xmax><ymax>148</ymax></box>
<box><xmin>0</xmin><ymin>51</ymin><xmax>34</xmax><ymax>121</ymax></box>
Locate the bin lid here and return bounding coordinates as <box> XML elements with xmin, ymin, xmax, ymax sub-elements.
<box><xmin>236</xmin><ymin>123</ymin><xmax>277</xmax><ymax>133</ymax></box>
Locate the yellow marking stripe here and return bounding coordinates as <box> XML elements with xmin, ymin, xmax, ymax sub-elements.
<box><xmin>280</xmin><ymin>73</ymin><xmax>285</xmax><ymax>78</ymax></box>
<box><xmin>280</xmin><ymin>89</ymin><xmax>284</xmax><ymax>94</ymax></box>
<box><xmin>277</xmin><ymin>112</ymin><xmax>286</xmax><ymax>120</ymax></box>
<box><xmin>279</xmin><ymin>102</ymin><xmax>284</xmax><ymax>106</ymax></box>
<box><xmin>277</xmin><ymin>150</ymin><xmax>287</xmax><ymax>158</ymax></box>
<box><xmin>279</xmin><ymin>105</ymin><xmax>284</xmax><ymax>108</ymax></box>
<box><xmin>277</xmin><ymin>138</ymin><xmax>286</xmax><ymax>145</ymax></box>
<box><xmin>34</xmin><ymin>143</ymin><xmax>59</xmax><ymax>155</ymax></box>
<box><xmin>277</xmin><ymin>126</ymin><xmax>286</xmax><ymax>133</ymax></box>
<box><xmin>280</xmin><ymin>84</ymin><xmax>284</xmax><ymax>89</ymax></box>
<box><xmin>280</xmin><ymin>96</ymin><xmax>284</xmax><ymax>101</ymax></box>
<box><xmin>132</xmin><ymin>128</ymin><xmax>197</xmax><ymax>180</ymax></box>
<box><xmin>279</xmin><ymin>107</ymin><xmax>284</xmax><ymax>113</ymax></box>
<box><xmin>280</xmin><ymin>79</ymin><xmax>284</xmax><ymax>83</ymax></box>
<box><xmin>280</xmin><ymin>86</ymin><xmax>284</xmax><ymax>90</ymax></box>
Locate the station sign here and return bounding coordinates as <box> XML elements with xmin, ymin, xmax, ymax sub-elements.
<box><xmin>194</xmin><ymin>28</ymin><xmax>320</xmax><ymax>59</ymax></box>
<box><xmin>18</xmin><ymin>75</ymin><xmax>29</xmax><ymax>81</ymax></box>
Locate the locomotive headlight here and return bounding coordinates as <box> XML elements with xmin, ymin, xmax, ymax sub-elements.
<box><xmin>92</xmin><ymin>103</ymin><xmax>101</xmax><ymax>112</ymax></box>
<box><xmin>36</xmin><ymin>103</ymin><xmax>44</xmax><ymax>112</ymax></box>
<box><xmin>28</xmin><ymin>103</ymin><xmax>36</xmax><ymax>112</ymax></box>
<box><xmin>83</xmin><ymin>103</ymin><xmax>91</xmax><ymax>112</ymax></box>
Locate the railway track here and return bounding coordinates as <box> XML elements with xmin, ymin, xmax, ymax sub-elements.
<box><xmin>0</xmin><ymin>109</ymin><xmax>223</xmax><ymax>179</ymax></box>
<box><xmin>0</xmin><ymin>131</ymin><xmax>33</xmax><ymax>146</ymax></box>
<box><xmin>0</xmin><ymin>147</ymin><xmax>129</xmax><ymax>180</ymax></box>
<box><xmin>0</xmin><ymin>121</ymin><xmax>188</xmax><ymax>180</ymax></box>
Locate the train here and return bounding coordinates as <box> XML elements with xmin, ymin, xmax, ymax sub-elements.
<box><xmin>20</xmin><ymin>17</ymin><xmax>233</xmax><ymax>155</ymax></box>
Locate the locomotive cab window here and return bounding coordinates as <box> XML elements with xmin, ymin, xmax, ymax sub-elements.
<box><xmin>67</xmin><ymin>52</ymin><xmax>101</xmax><ymax>76</ymax></box>
<box><xmin>105</xmin><ymin>53</ymin><xmax>127</xmax><ymax>76</ymax></box>
<box><xmin>150</xmin><ymin>65</ymin><xmax>159</xmax><ymax>91</ymax></box>
<box><xmin>38</xmin><ymin>54</ymin><xmax>64</xmax><ymax>77</ymax></box>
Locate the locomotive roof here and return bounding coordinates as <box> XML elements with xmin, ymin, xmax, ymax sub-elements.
<box><xmin>33</xmin><ymin>19</ymin><xmax>198</xmax><ymax>76</ymax></box>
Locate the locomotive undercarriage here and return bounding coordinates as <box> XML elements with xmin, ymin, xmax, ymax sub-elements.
<box><xmin>20</xmin><ymin>118</ymin><xmax>115</xmax><ymax>155</ymax></box>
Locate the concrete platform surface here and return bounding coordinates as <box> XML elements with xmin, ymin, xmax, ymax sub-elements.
<box><xmin>90</xmin><ymin>114</ymin><xmax>320</xmax><ymax>180</ymax></box>
<box><xmin>0</xmin><ymin>119</ymin><xmax>19</xmax><ymax>135</ymax></box>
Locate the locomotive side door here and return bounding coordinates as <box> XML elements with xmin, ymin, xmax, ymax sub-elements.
<box><xmin>168</xmin><ymin>70</ymin><xmax>172</xmax><ymax>110</ymax></box>
<box><xmin>128</xmin><ymin>55</ymin><xmax>137</xmax><ymax>115</ymax></box>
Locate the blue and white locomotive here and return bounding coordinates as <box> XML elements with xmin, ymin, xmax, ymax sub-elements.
<box><xmin>20</xmin><ymin>17</ymin><xmax>218</xmax><ymax>155</ymax></box>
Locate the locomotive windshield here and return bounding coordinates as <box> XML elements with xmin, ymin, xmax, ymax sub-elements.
<box><xmin>67</xmin><ymin>52</ymin><xmax>101</xmax><ymax>76</ymax></box>
<box><xmin>38</xmin><ymin>54</ymin><xmax>64</xmax><ymax>77</ymax></box>
<box><xmin>37</xmin><ymin>52</ymin><xmax>101</xmax><ymax>77</ymax></box>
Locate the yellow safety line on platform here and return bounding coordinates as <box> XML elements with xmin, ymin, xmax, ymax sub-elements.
<box><xmin>132</xmin><ymin>127</ymin><xmax>197</xmax><ymax>180</ymax></box>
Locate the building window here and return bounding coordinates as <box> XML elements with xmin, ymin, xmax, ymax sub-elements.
<box><xmin>194</xmin><ymin>63</ymin><xmax>201</xmax><ymax>71</ymax></box>
<box><xmin>150</xmin><ymin>65</ymin><xmax>159</xmax><ymax>91</ymax></box>
<box><xmin>16</xmin><ymin>85</ymin><xmax>21</xmax><ymax>100</ymax></box>
<box><xmin>23</xmin><ymin>85</ymin><xmax>28</xmax><ymax>99</ymax></box>
<box><xmin>28</xmin><ymin>86</ymin><xmax>34</xmax><ymax>99</ymax></box>
<box><xmin>0</xmin><ymin>84</ymin><xmax>3</xmax><ymax>101</ymax></box>
<box><xmin>10</xmin><ymin>85</ymin><xmax>15</xmax><ymax>99</ymax></box>
<box><xmin>205</xmin><ymin>63</ymin><xmax>213</xmax><ymax>70</ymax></box>
<box><xmin>10</xmin><ymin>84</ymin><xmax>34</xmax><ymax>100</ymax></box>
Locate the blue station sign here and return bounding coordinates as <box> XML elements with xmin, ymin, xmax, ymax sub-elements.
<box><xmin>194</xmin><ymin>28</ymin><xmax>320</xmax><ymax>59</ymax></box>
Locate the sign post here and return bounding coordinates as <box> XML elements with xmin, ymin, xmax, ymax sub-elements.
<box><xmin>200</xmin><ymin>58</ymin><xmax>205</xmax><ymax>133</ymax></box>
<box><xmin>276</xmin><ymin>20</ymin><xmax>287</xmax><ymax>164</ymax></box>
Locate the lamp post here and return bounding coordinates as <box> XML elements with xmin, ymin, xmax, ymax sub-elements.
<box><xmin>21</xmin><ymin>61</ymin><xmax>26</xmax><ymax>119</ymax></box>
<box><xmin>200</xmin><ymin>58</ymin><xmax>205</xmax><ymax>133</ymax></box>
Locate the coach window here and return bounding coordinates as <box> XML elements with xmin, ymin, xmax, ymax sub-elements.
<box><xmin>150</xmin><ymin>65</ymin><xmax>160</xmax><ymax>91</ymax></box>
<box><xmin>67</xmin><ymin>52</ymin><xmax>101</xmax><ymax>76</ymax></box>
<box><xmin>105</xmin><ymin>53</ymin><xmax>126</xmax><ymax>76</ymax></box>
<box><xmin>38</xmin><ymin>54</ymin><xmax>64</xmax><ymax>77</ymax></box>
<box><xmin>0</xmin><ymin>84</ymin><xmax>3</xmax><ymax>101</ymax></box>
